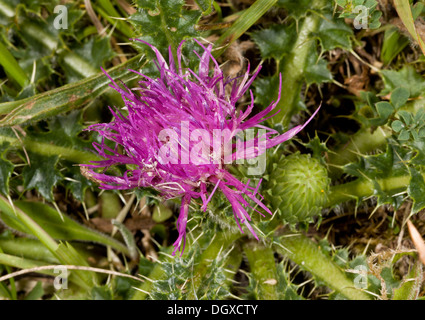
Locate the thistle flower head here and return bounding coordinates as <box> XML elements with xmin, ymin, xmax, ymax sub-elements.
<box><xmin>83</xmin><ymin>39</ymin><xmax>319</xmax><ymax>255</ymax></box>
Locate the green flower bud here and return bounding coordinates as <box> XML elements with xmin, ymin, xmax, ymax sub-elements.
<box><xmin>264</xmin><ymin>153</ymin><xmax>329</xmax><ymax>226</ymax></box>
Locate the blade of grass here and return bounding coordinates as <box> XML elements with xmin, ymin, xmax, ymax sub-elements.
<box><xmin>394</xmin><ymin>0</ymin><xmax>425</xmax><ymax>55</ymax></box>
<box><xmin>0</xmin><ymin>195</ymin><xmax>96</xmax><ymax>289</ymax></box>
<box><xmin>0</xmin><ymin>41</ymin><xmax>29</xmax><ymax>88</ymax></box>
<box><xmin>0</xmin><ymin>128</ymin><xmax>100</xmax><ymax>164</ymax></box>
<box><xmin>0</xmin><ymin>200</ymin><xmax>131</xmax><ymax>257</ymax></box>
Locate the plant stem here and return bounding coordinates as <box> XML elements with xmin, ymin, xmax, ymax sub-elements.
<box><xmin>326</xmin><ymin>174</ymin><xmax>410</xmax><ymax>207</ymax></box>
<box><xmin>270</xmin><ymin>0</ymin><xmax>326</xmax><ymax>127</ymax></box>
<box><xmin>131</xmin><ymin>231</ymin><xmax>241</xmax><ymax>300</ymax></box>
<box><xmin>243</xmin><ymin>240</ymin><xmax>279</xmax><ymax>300</ymax></box>
<box><xmin>187</xmin><ymin>232</ymin><xmax>241</xmax><ymax>299</ymax></box>
<box><xmin>275</xmin><ymin>233</ymin><xmax>371</xmax><ymax>300</ymax></box>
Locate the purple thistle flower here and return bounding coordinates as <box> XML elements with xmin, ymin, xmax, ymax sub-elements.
<box><xmin>83</xmin><ymin>39</ymin><xmax>319</xmax><ymax>256</ymax></box>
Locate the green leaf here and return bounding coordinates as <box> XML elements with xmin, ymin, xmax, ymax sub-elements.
<box><xmin>22</xmin><ymin>152</ymin><xmax>62</xmax><ymax>201</ymax></box>
<box><xmin>130</xmin><ymin>0</ymin><xmax>201</xmax><ymax>57</ymax></box>
<box><xmin>394</xmin><ymin>0</ymin><xmax>425</xmax><ymax>56</ymax></box>
<box><xmin>64</xmin><ymin>165</ymin><xmax>93</xmax><ymax>202</ymax></box>
<box><xmin>31</xmin><ymin>110</ymin><xmax>91</xmax><ymax>152</ymax></box>
<box><xmin>303</xmin><ymin>134</ymin><xmax>329</xmax><ymax>160</ymax></box>
<box><xmin>54</xmin><ymin>242</ymin><xmax>95</xmax><ymax>290</ymax></box>
<box><xmin>381</xmin><ymin>267</ymin><xmax>401</xmax><ymax>296</ymax></box>
<box><xmin>398</xmin><ymin>110</ymin><xmax>412</xmax><ymax>125</ymax></box>
<box><xmin>92</xmin><ymin>286</ymin><xmax>112</xmax><ymax>300</ymax></box>
<box><xmin>375</xmin><ymin>101</ymin><xmax>394</xmax><ymax>121</ymax></box>
<box><xmin>275</xmin><ymin>233</ymin><xmax>371</xmax><ymax>300</ymax></box>
<box><xmin>391</xmin><ymin>87</ymin><xmax>410</xmax><ymax>109</ymax></box>
<box><xmin>304</xmin><ymin>53</ymin><xmax>333</xmax><ymax>85</ymax></box>
<box><xmin>393</xmin><ymin>262</ymin><xmax>422</xmax><ymax>300</ymax></box>
<box><xmin>214</xmin><ymin>0</ymin><xmax>278</xmax><ymax>57</ymax></box>
<box><xmin>380</xmin><ymin>27</ymin><xmax>410</xmax><ymax>65</ymax></box>
<box><xmin>24</xmin><ymin>282</ymin><xmax>44</xmax><ymax>300</ymax></box>
<box><xmin>134</xmin><ymin>0</ymin><xmax>157</xmax><ymax>11</ymax></box>
<box><xmin>391</xmin><ymin>120</ymin><xmax>404</xmax><ymax>133</ymax></box>
<box><xmin>254</xmin><ymin>74</ymin><xmax>280</xmax><ymax>108</ymax></box>
<box><xmin>412</xmin><ymin>2</ymin><xmax>425</xmax><ymax>20</ymax></box>
<box><xmin>342</xmin><ymin>143</ymin><xmax>411</xmax><ymax>208</ymax></box>
<box><xmin>277</xmin><ymin>0</ymin><xmax>313</xmax><ymax>20</ymax></box>
<box><xmin>0</xmin><ymin>200</ymin><xmax>131</xmax><ymax>256</ymax></box>
<box><xmin>111</xmin><ymin>219</ymin><xmax>138</xmax><ymax>260</ymax></box>
<box><xmin>0</xmin><ymin>142</ymin><xmax>14</xmax><ymax>196</ymax></box>
<box><xmin>315</xmin><ymin>13</ymin><xmax>353</xmax><ymax>51</ymax></box>
<box><xmin>398</xmin><ymin>129</ymin><xmax>410</xmax><ymax>140</ymax></box>
<box><xmin>408</xmin><ymin>167</ymin><xmax>425</xmax><ymax>213</ymax></box>
<box><xmin>193</xmin><ymin>0</ymin><xmax>213</xmax><ymax>14</ymax></box>
<box><xmin>250</xmin><ymin>23</ymin><xmax>297</xmax><ymax>61</ymax></box>
<box><xmin>0</xmin><ymin>127</ymin><xmax>99</xmax><ymax>164</ymax></box>
<box><xmin>381</xmin><ymin>66</ymin><xmax>425</xmax><ymax>98</ymax></box>
<box><xmin>63</xmin><ymin>36</ymin><xmax>116</xmax><ymax>83</ymax></box>
<box><xmin>0</xmin><ymin>40</ymin><xmax>29</xmax><ymax>88</ymax></box>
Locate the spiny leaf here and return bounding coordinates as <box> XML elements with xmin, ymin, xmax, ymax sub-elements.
<box><xmin>64</xmin><ymin>165</ymin><xmax>93</xmax><ymax>202</ymax></box>
<box><xmin>343</xmin><ymin>143</ymin><xmax>411</xmax><ymax>208</ymax></box>
<box><xmin>193</xmin><ymin>0</ymin><xmax>213</xmax><ymax>14</ymax></box>
<box><xmin>22</xmin><ymin>152</ymin><xmax>62</xmax><ymax>201</ymax></box>
<box><xmin>29</xmin><ymin>110</ymin><xmax>91</xmax><ymax>152</ymax></box>
<box><xmin>253</xmin><ymin>74</ymin><xmax>280</xmax><ymax>108</ymax></box>
<box><xmin>130</xmin><ymin>0</ymin><xmax>201</xmax><ymax>56</ymax></box>
<box><xmin>277</xmin><ymin>0</ymin><xmax>313</xmax><ymax>20</ymax></box>
<box><xmin>250</xmin><ymin>23</ymin><xmax>297</xmax><ymax>61</ymax></box>
<box><xmin>63</xmin><ymin>36</ymin><xmax>116</xmax><ymax>83</ymax></box>
<box><xmin>315</xmin><ymin>13</ymin><xmax>353</xmax><ymax>51</ymax></box>
<box><xmin>304</xmin><ymin>51</ymin><xmax>332</xmax><ymax>85</ymax></box>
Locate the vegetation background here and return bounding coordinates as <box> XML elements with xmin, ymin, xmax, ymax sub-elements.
<box><xmin>0</xmin><ymin>0</ymin><xmax>424</xmax><ymax>300</ymax></box>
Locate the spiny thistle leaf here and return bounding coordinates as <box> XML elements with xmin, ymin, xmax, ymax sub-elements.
<box><xmin>130</xmin><ymin>0</ymin><xmax>201</xmax><ymax>56</ymax></box>
<box><xmin>250</xmin><ymin>24</ymin><xmax>297</xmax><ymax>62</ymax></box>
<box><xmin>315</xmin><ymin>12</ymin><xmax>353</xmax><ymax>51</ymax></box>
<box><xmin>22</xmin><ymin>151</ymin><xmax>62</xmax><ymax>201</ymax></box>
